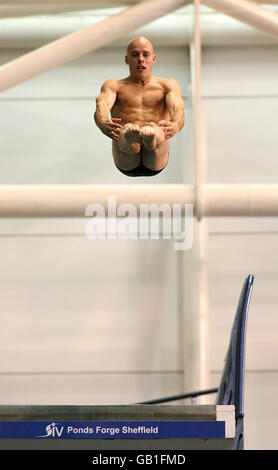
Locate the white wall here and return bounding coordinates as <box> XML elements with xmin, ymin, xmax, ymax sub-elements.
<box><xmin>0</xmin><ymin>43</ymin><xmax>278</xmax><ymax>450</ymax></box>
<box><xmin>203</xmin><ymin>45</ymin><xmax>278</xmax><ymax>450</ymax></box>
<box><xmin>0</xmin><ymin>46</ymin><xmax>190</xmax><ymax>407</ymax></box>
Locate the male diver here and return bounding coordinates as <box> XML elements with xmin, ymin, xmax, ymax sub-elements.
<box><xmin>94</xmin><ymin>36</ymin><xmax>185</xmax><ymax>177</ymax></box>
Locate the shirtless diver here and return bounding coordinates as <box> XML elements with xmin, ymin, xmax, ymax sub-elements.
<box><xmin>94</xmin><ymin>36</ymin><xmax>185</xmax><ymax>177</ymax></box>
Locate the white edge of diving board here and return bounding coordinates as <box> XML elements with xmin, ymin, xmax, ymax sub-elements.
<box><xmin>216</xmin><ymin>405</ymin><xmax>235</xmax><ymax>438</ymax></box>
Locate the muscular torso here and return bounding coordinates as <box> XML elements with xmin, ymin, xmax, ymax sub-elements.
<box><xmin>111</xmin><ymin>76</ymin><xmax>170</xmax><ymax>126</ymax></box>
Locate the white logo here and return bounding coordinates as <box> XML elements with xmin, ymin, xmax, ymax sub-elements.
<box><xmin>38</xmin><ymin>422</ymin><xmax>64</xmax><ymax>438</ymax></box>
<box><xmin>84</xmin><ymin>196</ymin><xmax>194</xmax><ymax>251</ymax></box>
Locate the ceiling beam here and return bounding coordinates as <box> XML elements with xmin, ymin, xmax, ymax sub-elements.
<box><xmin>0</xmin><ymin>184</ymin><xmax>277</xmax><ymax>217</ymax></box>
<box><xmin>203</xmin><ymin>0</ymin><xmax>278</xmax><ymax>39</ymax></box>
<box><xmin>0</xmin><ymin>0</ymin><xmax>137</xmax><ymax>4</ymax></box>
<box><xmin>0</xmin><ymin>1</ymin><xmax>139</xmax><ymax>18</ymax></box>
<box><xmin>0</xmin><ymin>0</ymin><xmax>277</xmax><ymax>4</ymax></box>
<box><xmin>0</xmin><ymin>0</ymin><xmax>190</xmax><ymax>93</ymax></box>
<box><xmin>1</xmin><ymin>11</ymin><xmax>278</xmax><ymax>48</ymax></box>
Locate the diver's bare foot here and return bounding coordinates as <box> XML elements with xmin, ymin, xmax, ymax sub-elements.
<box><xmin>121</xmin><ymin>124</ymin><xmax>141</xmax><ymax>154</ymax></box>
<box><xmin>141</xmin><ymin>126</ymin><xmax>157</xmax><ymax>150</ymax></box>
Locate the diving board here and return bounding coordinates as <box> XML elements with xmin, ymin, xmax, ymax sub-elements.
<box><xmin>0</xmin><ymin>403</ymin><xmax>235</xmax><ymax>450</ymax></box>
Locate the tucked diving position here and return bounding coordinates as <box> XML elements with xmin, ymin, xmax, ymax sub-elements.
<box><xmin>94</xmin><ymin>36</ymin><xmax>185</xmax><ymax>177</ymax></box>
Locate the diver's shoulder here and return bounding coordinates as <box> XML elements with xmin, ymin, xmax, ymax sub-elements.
<box><xmin>155</xmin><ymin>76</ymin><xmax>181</xmax><ymax>90</ymax></box>
<box><xmin>100</xmin><ymin>79</ymin><xmax>120</xmax><ymax>92</ymax></box>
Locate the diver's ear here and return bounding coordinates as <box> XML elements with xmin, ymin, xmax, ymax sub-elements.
<box><xmin>152</xmin><ymin>54</ymin><xmax>157</xmax><ymax>64</ymax></box>
<box><xmin>125</xmin><ymin>55</ymin><xmax>129</xmax><ymax>65</ymax></box>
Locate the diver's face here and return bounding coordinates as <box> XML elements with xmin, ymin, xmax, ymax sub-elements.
<box><xmin>125</xmin><ymin>41</ymin><xmax>156</xmax><ymax>79</ymax></box>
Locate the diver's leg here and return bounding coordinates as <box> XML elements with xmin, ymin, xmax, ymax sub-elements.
<box><xmin>112</xmin><ymin>139</ymin><xmax>141</xmax><ymax>172</ymax></box>
<box><xmin>141</xmin><ymin>136</ymin><xmax>169</xmax><ymax>171</ymax></box>
<box><xmin>141</xmin><ymin>124</ymin><xmax>169</xmax><ymax>171</ymax></box>
<box><xmin>118</xmin><ymin>123</ymin><xmax>142</xmax><ymax>154</ymax></box>
<box><xmin>140</xmin><ymin>124</ymin><xmax>165</xmax><ymax>151</ymax></box>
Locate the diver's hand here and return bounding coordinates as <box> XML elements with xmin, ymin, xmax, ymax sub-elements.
<box><xmin>100</xmin><ymin>118</ymin><xmax>122</xmax><ymax>141</ymax></box>
<box><xmin>158</xmin><ymin>120</ymin><xmax>177</xmax><ymax>139</ymax></box>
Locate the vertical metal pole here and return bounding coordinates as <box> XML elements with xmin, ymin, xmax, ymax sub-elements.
<box><xmin>182</xmin><ymin>0</ymin><xmax>210</xmax><ymax>404</ymax></box>
<box><xmin>192</xmin><ymin>0</ymin><xmax>203</xmax><ymax>222</ymax></box>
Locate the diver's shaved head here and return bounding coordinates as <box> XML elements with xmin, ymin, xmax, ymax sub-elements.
<box><xmin>126</xmin><ymin>36</ymin><xmax>154</xmax><ymax>54</ymax></box>
<box><xmin>125</xmin><ymin>35</ymin><xmax>156</xmax><ymax>81</ymax></box>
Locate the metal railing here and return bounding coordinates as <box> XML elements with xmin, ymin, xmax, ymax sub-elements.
<box><xmin>137</xmin><ymin>387</ymin><xmax>218</xmax><ymax>405</ymax></box>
